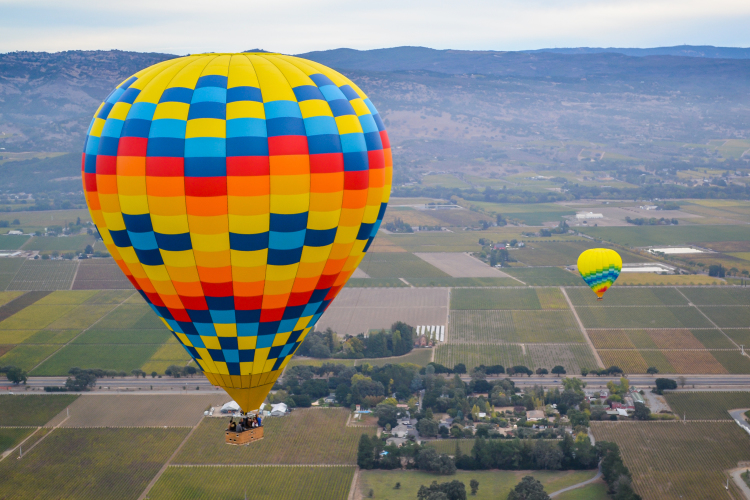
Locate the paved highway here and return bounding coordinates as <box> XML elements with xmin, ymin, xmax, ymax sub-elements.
<box><xmin>3</xmin><ymin>374</ymin><xmax>750</xmax><ymax>394</ymax></box>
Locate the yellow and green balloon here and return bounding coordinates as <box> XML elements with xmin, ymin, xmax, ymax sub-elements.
<box><xmin>577</xmin><ymin>249</ymin><xmax>622</xmax><ymax>300</ymax></box>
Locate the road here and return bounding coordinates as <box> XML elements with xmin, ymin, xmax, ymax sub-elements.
<box><xmin>549</xmin><ymin>463</ymin><xmax>602</xmax><ymax>498</ymax></box>
<box><xmin>4</xmin><ymin>373</ymin><xmax>750</xmax><ymax>394</ymax></box>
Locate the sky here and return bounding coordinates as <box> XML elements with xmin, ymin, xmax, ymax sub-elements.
<box><xmin>2</xmin><ymin>0</ymin><xmax>750</xmax><ymax>54</ymax></box>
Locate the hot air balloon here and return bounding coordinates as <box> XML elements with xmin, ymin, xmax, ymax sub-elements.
<box><xmin>82</xmin><ymin>53</ymin><xmax>391</xmax><ymax>413</ymax></box>
<box><xmin>577</xmin><ymin>248</ymin><xmax>622</xmax><ymax>300</ymax></box>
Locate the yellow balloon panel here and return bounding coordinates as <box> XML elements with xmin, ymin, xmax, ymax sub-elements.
<box><xmin>577</xmin><ymin>248</ymin><xmax>622</xmax><ymax>299</ymax></box>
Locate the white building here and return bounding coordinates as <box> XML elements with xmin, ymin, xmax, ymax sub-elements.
<box><xmin>575</xmin><ymin>212</ymin><xmax>604</xmax><ymax>220</ymax></box>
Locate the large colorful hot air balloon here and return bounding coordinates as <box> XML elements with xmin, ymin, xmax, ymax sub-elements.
<box><xmin>82</xmin><ymin>53</ymin><xmax>391</xmax><ymax>411</ymax></box>
<box><xmin>577</xmin><ymin>248</ymin><xmax>622</xmax><ymax>300</ymax></box>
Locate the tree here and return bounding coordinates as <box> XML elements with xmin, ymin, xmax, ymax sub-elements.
<box><xmin>646</xmin><ymin>366</ymin><xmax>658</xmax><ymax>375</ymax></box>
<box><xmin>357</xmin><ymin>434</ymin><xmax>374</xmax><ymax>469</ymax></box>
<box><xmin>417</xmin><ymin>480</ymin><xmax>466</xmax><ymax>500</ymax></box>
<box><xmin>633</xmin><ymin>402</ymin><xmax>650</xmax><ymax>421</ymax></box>
<box><xmin>375</xmin><ymin>402</ymin><xmax>399</xmax><ymax>428</ymax></box>
<box><xmin>507</xmin><ymin>476</ymin><xmax>550</xmax><ymax>500</ymax></box>
<box><xmin>5</xmin><ymin>366</ymin><xmax>27</xmax><ymax>385</ymax></box>
<box><xmin>551</xmin><ymin>366</ymin><xmax>566</xmax><ymax>375</ymax></box>
<box><xmin>654</xmin><ymin>378</ymin><xmax>677</xmax><ymax>395</ymax></box>
<box><xmin>418</xmin><ymin>418</ymin><xmax>440</xmax><ymax>438</ymax></box>
<box><xmin>84</xmin><ymin>244</ymin><xmax>94</xmax><ymax>254</ymax></box>
<box><xmin>535</xmin><ymin>368</ymin><xmax>548</xmax><ymax>376</ymax></box>
<box><xmin>469</xmin><ymin>479</ymin><xmax>479</xmax><ymax>495</ymax></box>
<box><xmin>677</xmin><ymin>376</ymin><xmax>686</xmax><ymax>388</ymax></box>
<box><xmin>416</xmin><ymin>447</ymin><xmax>457</xmax><ymax>475</ymax></box>
<box><xmin>453</xmin><ymin>363</ymin><xmax>467</xmax><ymax>374</ymax></box>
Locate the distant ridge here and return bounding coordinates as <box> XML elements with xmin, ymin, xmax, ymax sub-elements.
<box><xmin>525</xmin><ymin>45</ymin><xmax>750</xmax><ymax>59</ymax></box>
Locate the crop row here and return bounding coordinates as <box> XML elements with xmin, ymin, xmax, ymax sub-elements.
<box><xmin>664</xmin><ymin>392</ymin><xmax>750</xmax><ymax>420</ymax></box>
<box><xmin>449</xmin><ymin>310</ymin><xmax>583</xmax><ymax>344</ymax></box>
<box><xmin>576</xmin><ymin>306</ymin><xmax>712</xmax><ymax>329</ymax></box>
<box><xmin>592</xmin><ymin>421</ymin><xmax>750</xmax><ymax>500</ymax></box>
<box><xmin>434</xmin><ymin>343</ymin><xmax>596</xmax><ymax>374</ymax></box>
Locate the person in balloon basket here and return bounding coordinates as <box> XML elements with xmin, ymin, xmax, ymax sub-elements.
<box><xmin>228</xmin><ymin>418</ymin><xmax>237</xmax><ymax>432</ymax></box>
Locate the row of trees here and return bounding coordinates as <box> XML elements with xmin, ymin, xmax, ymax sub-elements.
<box><xmin>297</xmin><ymin>323</ymin><xmax>415</xmax><ymax>359</ymax></box>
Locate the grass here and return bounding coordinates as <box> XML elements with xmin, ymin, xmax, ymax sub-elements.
<box><xmin>358</xmin><ymin>469</ymin><xmax>599</xmax><ymax>500</ymax></box>
<box><xmin>579</xmin><ymin>224</ymin><xmax>750</xmax><ymax>246</ymax></box>
<box><xmin>425</xmin><ymin>439</ymin><xmax>476</xmax><ymax>455</ymax></box>
<box><xmin>32</xmin><ymin>344</ymin><xmax>162</xmax><ymax>375</ymax></box>
<box><xmin>553</xmin><ymin>481</ymin><xmax>609</xmax><ymax>500</ymax></box>
<box><xmin>73</xmin><ymin>328</ymin><xmax>172</xmax><ymax>344</ymax></box>
<box><xmin>149</xmin><ymin>466</ymin><xmax>355</xmax><ymax>500</ymax></box>
<box><xmin>0</xmin><ymin>235</ymin><xmax>30</xmax><ymax>250</ymax></box>
<box><xmin>24</xmin><ymin>234</ymin><xmax>95</xmax><ymax>252</ymax></box>
<box><xmin>664</xmin><ymin>392</ymin><xmax>750</xmax><ymax>420</ymax></box>
<box><xmin>565</xmin><ymin>287</ymin><xmax>687</xmax><ymax>306</ymax></box>
<box><xmin>503</xmin><ymin>267</ymin><xmax>583</xmax><ymax>286</ymax></box>
<box><xmin>451</xmin><ymin>288</ymin><xmax>542</xmax><ymax>310</ymax></box>
<box><xmin>356</xmin><ymin>348</ymin><xmax>433</xmax><ymax>367</ymax></box>
<box><xmin>358</xmin><ymin>252</ymin><xmax>450</xmax><ymax>279</ymax></box>
<box><xmin>174</xmin><ymin>408</ymin><xmax>375</xmax><ymax>465</ymax></box>
<box><xmin>0</xmin><ymin>344</ymin><xmax>62</xmax><ymax>371</ymax></box>
<box><xmin>0</xmin><ymin>395</ymin><xmax>79</xmax><ymax>426</ymax></box>
<box><xmin>0</xmin><ymin>427</ymin><xmax>35</xmax><ymax>453</ymax></box>
<box><xmin>591</xmin><ymin>421</ymin><xmax>750</xmax><ymax>500</ymax></box>
<box><xmin>0</xmin><ymin>428</ymin><xmax>189</xmax><ymax>500</ymax></box>
<box><xmin>575</xmin><ymin>306</ymin><xmax>712</xmax><ymax>329</ymax></box>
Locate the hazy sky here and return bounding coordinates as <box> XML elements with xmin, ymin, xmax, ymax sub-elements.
<box><xmin>2</xmin><ymin>0</ymin><xmax>750</xmax><ymax>54</ymax></box>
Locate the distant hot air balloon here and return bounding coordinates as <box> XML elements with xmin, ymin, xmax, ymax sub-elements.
<box><xmin>577</xmin><ymin>248</ymin><xmax>622</xmax><ymax>300</ymax></box>
<box><xmin>82</xmin><ymin>53</ymin><xmax>391</xmax><ymax>412</ymax></box>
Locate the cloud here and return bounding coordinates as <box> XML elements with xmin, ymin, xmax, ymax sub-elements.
<box><xmin>1</xmin><ymin>0</ymin><xmax>749</xmax><ymax>53</ymax></box>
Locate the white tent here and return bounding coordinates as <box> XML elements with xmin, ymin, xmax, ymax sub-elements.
<box><xmin>220</xmin><ymin>401</ymin><xmax>241</xmax><ymax>413</ymax></box>
<box><xmin>439</xmin><ymin>326</ymin><xmax>445</xmax><ymax>342</ymax></box>
<box><xmin>270</xmin><ymin>403</ymin><xmax>288</xmax><ymax>416</ymax></box>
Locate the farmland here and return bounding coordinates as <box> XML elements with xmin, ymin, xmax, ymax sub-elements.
<box><xmin>358</xmin><ymin>469</ymin><xmax>600</xmax><ymax>500</ymax></box>
<box><xmin>0</xmin><ymin>394</ymin><xmax>78</xmax><ymax>426</ymax></box>
<box><xmin>358</xmin><ymin>252</ymin><xmax>450</xmax><ymax>279</ymax></box>
<box><xmin>503</xmin><ymin>267</ymin><xmax>583</xmax><ymax>286</ymax></box>
<box><xmin>56</xmin><ymin>394</ymin><xmax>221</xmax><ymax>427</ymax></box>
<box><xmin>700</xmin><ymin>306</ymin><xmax>750</xmax><ymax>328</ymax></box>
<box><xmin>425</xmin><ymin>439</ymin><xmax>476</xmax><ymax>455</ymax></box>
<box><xmin>579</xmin><ymin>224</ymin><xmax>750</xmax><ymax>247</ymax></box>
<box><xmin>405</xmin><ymin>277</ymin><xmax>519</xmax><ymax>287</ymax></box>
<box><xmin>565</xmin><ymin>287</ymin><xmax>687</xmax><ymax>306</ymax></box>
<box><xmin>591</xmin><ymin>421</ymin><xmax>750</xmax><ymax>500</ymax></box>
<box><xmin>664</xmin><ymin>392</ymin><xmax>750</xmax><ymax>420</ymax></box>
<box><xmin>616</xmin><ymin>274</ymin><xmax>725</xmax><ymax>286</ymax></box>
<box><xmin>414</xmin><ymin>252</ymin><xmax>508</xmax><ymax>278</ymax></box>
<box><xmin>575</xmin><ymin>306</ymin><xmax>712</xmax><ymax>329</ymax></box>
<box><xmin>149</xmin><ymin>466</ymin><xmax>355</xmax><ymax>500</ymax></box>
<box><xmin>32</xmin><ymin>343</ymin><xmax>163</xmax><ymax>375</ymax></box>
<box><xmin>513</xmin><ymin>241</ymin><xmax>650</xmax><ymax>267</ymax></box>
<box><xmin>449</xmin><ymin>309</ymin><xmax>583</xmax><ymax>343</ymax></box>
<box><xmin>173</xmin><ymin>408</ymin><xmax>375</xmax><ymax>465</ymax></box>
<box><xmin>0</xmin><ymin>427</ymin><xmax>35</xmax><ymax>454</ymax></box>
<box><xmin>434</xmin><ymin>343</ymin><xmax>597</xmax><ymax>374</ymax></box>
<box><xmin>72</xmin><ymin>259</ymin><xmax>132</xmax><ymax>290</ymax></box>
<box><xmin>0</xmin><ymin>428</ymin><xmax>189</xmax><ymax>500</ymax></box>
<box><xmin>6</xmin><ymin>259</ymin><xmax>79</xmax><ymax>291</ymax></box>
<box><xmin>24</xmin><ymin>234</ymin><xmax>95</xmax><ymax>252</ymax></box>
<box><xmin>451</xmin><ymin>288</ymin><xmax>543</xmax><ymax>310</ymax></box>
<box><xmin>680</xmin><ymin>287</ymin><xmax>750</xmax><ymax>306</ymax></box>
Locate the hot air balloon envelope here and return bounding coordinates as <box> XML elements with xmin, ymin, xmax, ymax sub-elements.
<box><xmin>82</xmin><ymin>53</ymin><xmax>391</xmax><ymax>411</ymax></box>
<box><xmin>577</xmin><ymin>248</ymin><xmax>622</xmax><ymax>299</ymax></box>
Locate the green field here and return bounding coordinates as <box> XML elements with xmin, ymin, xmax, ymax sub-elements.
<box><xmin>23</xmin><ymin>234</ymin><xmax>95</xmax><ymax>252</ymax></box>
<box><xmin>32</xmin><ymin>343</ymin><xmax>162</xmax><ymax>375</ymax></box>
<box><xmin>345</xmin><ymin>278</ymin><xmax>408</xmax><ymax>287</ymax></box>
<box><xmin>579</xmin><ymin>225</ymin><xmax>750</xmax><ymax>246</ymax></box>
<box><xmin>95</xmin><ymin>303</ymin><xmax>167</xmax><ymax>329</ymax></box>
<box><xmin>150</xmin><ymin>466</ymin><xmax>355</xmax><ymax>500</ymax></box>
<box><xmin>0</xmin><ymin>427</ymin><xmax>36</xmax><ymax>454</ymax></box>
<box><xmin>355</xmin><ymin>348</ymin><xmax>434</xmax><ymax>368</ymax></box>
<box><xmin>565</xmin><ymin>287</ymin><xmax>688</xmax><ymax>306</ymax></box>
<box><xmin>173</xmin><ymin>408</ymin><xmax>374</xmax><ymax>465</ymax></box>
<box><xmin>73</xmin><ymin>328</ymin><xmax>172</xmax><ymax>344</ymax></box>
<box><xmin>425</xmin><ymin>439</ymin><xmax>476</xmax><ymax>455</ymax></box>
<box><xmin>0</xmin><ymin>344</ymin><xmax>62</xmax><ymax>370</ymax></box>
<box><xmin>575</xmin><ymin>306</ymin><xmax>712</xmax><ymax>329</ymax></box>
<box><xmin>503</xmin><ymin>267</ymin><xmax>583</xmax><ymax>286</ymax></box>
<box><xmin>449</xmin><ymin>310</ymin><xmax>584</xmax><ymax>343</ymax></box>
<box><xmin>358</xmin><ymin>469</ymin><xmax>599</xmax><ymax>500</ymax></box>
<box><xmin>514</xmin><ymin>241</ymin><xmax>650</xmax><ymax>266</ymax></box>
<box><xmin>554</xmin><ymin>481</ymin><xmax>609</xmax><ymax>500</ymax></box>
<box><xmin>0</xmin><ymin>394</ymin><xmax>79</xmax><ymax>426</ymax></box>
<box><xmin>0</xmin><ymin>428</ymin><xmax>188</xmax><ymax>500</ymax></box>
<box><xmin>358</xmin><ymin>252</ymin><xmax>449</xmax><ymax>279</ymax></box>
<box><xmin>0</xmin><ymin>235</ymin><xmax>30</xmax><ymax>250</ymax></box>
<box><xmin>699</xmin><ymin>306</ymin><xmax>750</xmax><ymax>328</ymax></box>
<box><xmin>435</xmin><ymin>343</ymin><xmax>596</xmax><ymax>374</ymax></box>
<box><xmin>679</xmin><ymin>287</ymin><xmax>750</xmax><ymax>306</ymax></box>
<box><xmin>664</xmin><ymin>392</ymin><xmax>750</xmax><ymax>420</ymax></box>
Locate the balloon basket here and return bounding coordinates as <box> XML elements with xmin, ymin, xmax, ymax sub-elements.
<box><xmin>225</xmin><ymin>427</ymin><xmax>264</xmax><ymax>446</ymax></box>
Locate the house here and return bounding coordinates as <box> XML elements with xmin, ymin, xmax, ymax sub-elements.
<box><xmin>385</xmin><ymin>437</ymin><xmax>408</xmax><ymax>447</ymax></box>
<box><xmin>324</xmin><ymin>395</ymin><xmax>336</xmax><ymax>404</ymax></box>
<box><xmin>526</xmin><ymin>410</ymin><xmax>545</xmax><ymax>421</ymax></box>
<box><xmin>392</xmin><ymin>423</ymin><xmax>410</xmax><ymax>438</ymax></box>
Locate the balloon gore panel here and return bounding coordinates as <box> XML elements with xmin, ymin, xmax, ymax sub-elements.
<box><xmin>577</xmin><ymin>248</ymin><xmax>622</xmax><ymax>299</ymax></box>
<box><xmin>82</xmin><ymin>54</ymin><xmax>392</xmax><ymax>411</ymax></box>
